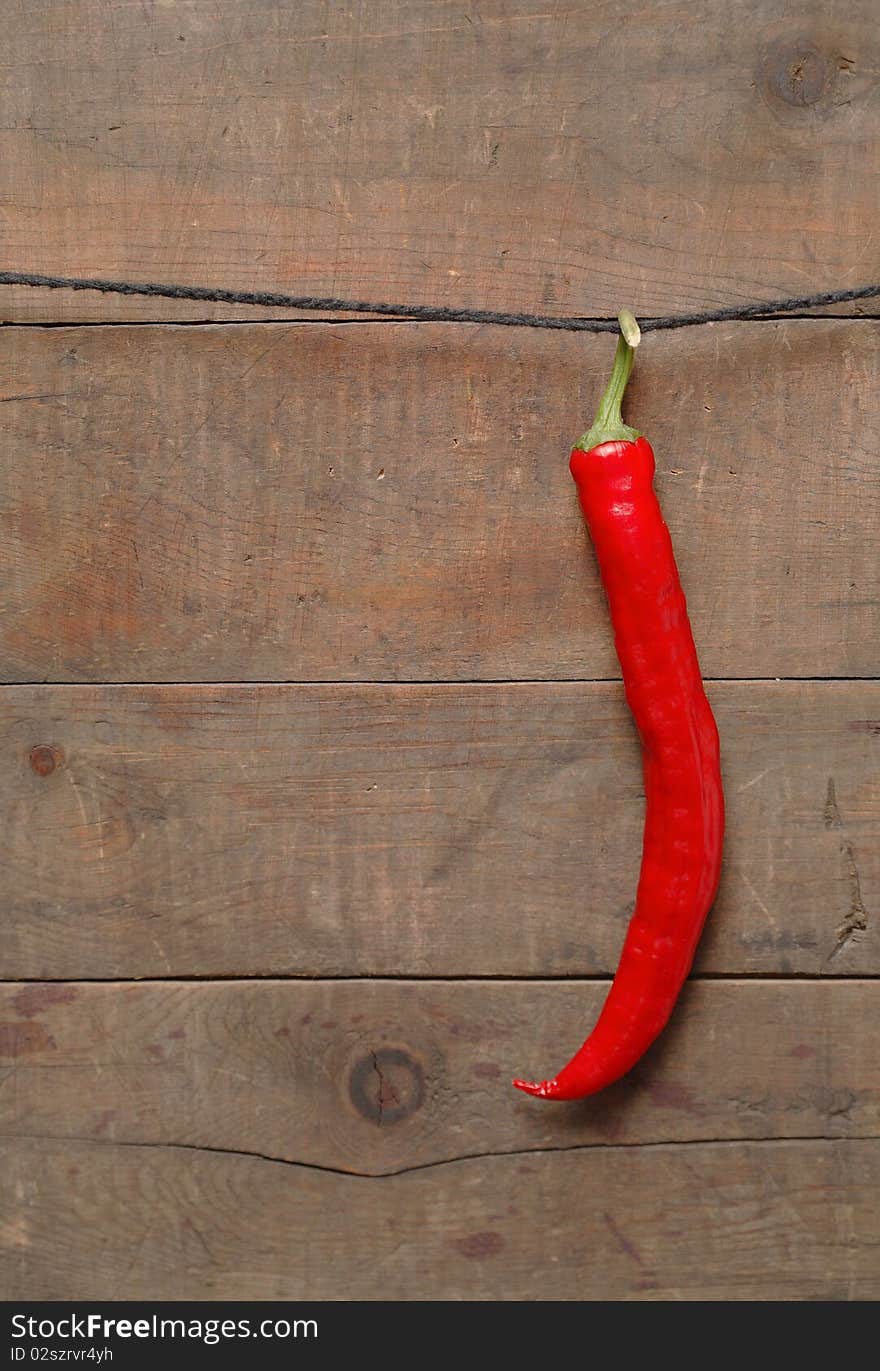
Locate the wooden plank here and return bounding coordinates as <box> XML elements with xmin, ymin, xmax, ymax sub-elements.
<box><xmin>1</xmin><ymin>682</ymin><xmax>876</xmax><ymax>978</ymax></box>
<box><xmin>2</xmin><ymin>320</ymin><xmax>879</xmax><ymax>682</ymax></box>
<box><xmin>2</xmin><ymin>1135</ymin><xmax>877</xmax><ymax>1299</ymax></box>
<box><xmin>1</xmin><ymin>1</ymin><xmax>877</xmax><ymax>324</ymax></box>
<box><xmin>2</xmin><ymin>980</ymin><xmax>878</xmax><ymax>1175</ymax></box>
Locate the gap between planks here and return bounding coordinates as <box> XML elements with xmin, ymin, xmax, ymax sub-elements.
<box><xmin>0</xmin><ymin>676</ymin><xmax>877</xmax><ymax>688</ymax></box>
<box><xmin>1</xmin><ymin>312</ymin><xmax>879</xmax><ymax>331</ymax></box>
<box><xmin>1</xmin><ymin>974</ymin><xmax>878</xmax><ymax>985</ymax></box>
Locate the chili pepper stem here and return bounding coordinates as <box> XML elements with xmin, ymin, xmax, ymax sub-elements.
<box><xmin>577</xmin><ymin>323</ymin><xmax>642</xmax><ymax>452</ymax></box>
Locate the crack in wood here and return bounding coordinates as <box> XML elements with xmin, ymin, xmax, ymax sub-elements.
<box><xmin>3</xmin><ymin>1132</ymin><xmax>878</xmax><ymax>1182</ymax></box>
<box><xmin>823</xmin><ymin>777</ymin><xmax>869</xmax><ymax>962</ymax></box>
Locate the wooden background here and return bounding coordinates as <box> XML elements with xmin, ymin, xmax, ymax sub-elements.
<box><xmin>1</xmin><ymin>0</ymin><xmax>878</xmax><ymax>1300</ymax></box>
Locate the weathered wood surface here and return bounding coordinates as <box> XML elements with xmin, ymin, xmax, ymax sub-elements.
<box><xmin>2</xmin><ymin>980</ymin><xmax>877</xmax><ymax>1173</ymax></box>
<box><xmin>2</xmin><ymin>0</ymin><xmax>878</xmax><ymax>1307</ymax></box>
<box><xmin>2</xmin><ymin>320</ymin><xmax>879</xmax><ymax>683</ymax></box>
<box><xmin>2</xmin><ymin>1136</ymin><xmax>876</xmax><ymax>1300</ymax></box>
<box><xmin>2</xmin><ymin>682</ymin><xmax>876</xmax><ymax>979</ymax></box>
<box><xmin>2</xmin><ymin>1</ymin><xmax>877</xmax><ymax>325</ymax></box>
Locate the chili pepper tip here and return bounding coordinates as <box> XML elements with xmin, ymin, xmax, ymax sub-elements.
<box><xmin>512</xmin><ymin>1077</ymin><xmax>560</xmax><ymax>1099</ymax></box>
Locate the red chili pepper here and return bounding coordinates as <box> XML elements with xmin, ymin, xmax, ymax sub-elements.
<box><xmin>514</xmin><ymin>315</ymin><xmax>724</xmax><ymax>1101</ymax></box>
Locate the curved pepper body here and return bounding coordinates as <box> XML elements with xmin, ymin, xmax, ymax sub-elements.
<box><xmin>515</xmin><ymin>436</ymin><xmax>724</xmax><ymax>1100</ymax></box>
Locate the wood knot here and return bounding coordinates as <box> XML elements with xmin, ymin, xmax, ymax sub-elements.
<box><xmin>29</xmin><ymin>744</ymin><xmax>62</xmax><ymax>776</ymax></box>
<box><xmin>763</xmin><ymin>40</ymin><xmax>831</xmax><ymax>108</ymax></box>
<box><xmin>349</xmin><ymin>1047</ymin><xmax>425</xmax><ymax>1125</ymax></box>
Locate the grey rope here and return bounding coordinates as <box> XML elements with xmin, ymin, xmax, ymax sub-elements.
<box><xmin>1</xmin><ymin>270</ymin><xmax>879</xmax><ymax>332</ymax></box>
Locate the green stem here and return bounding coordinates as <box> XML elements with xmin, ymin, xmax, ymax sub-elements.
<box><xmin>577</xmin><ymin>332</ymin><xmax>641</xmax><ymax>451</ymax></box>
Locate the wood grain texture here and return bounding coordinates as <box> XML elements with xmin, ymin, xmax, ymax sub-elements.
<box><xmin>2</xmin><ymin>682</ymin><xmax>876</xmax><ymax>979</ymax></box>
<box><xmin>1</xmin><ymin>1</ymin><xmax>877</xmax><ymax>324</ymax></box>
<box><xmin>3</xmin><ymin>0</ymin><xmax>879</xmax><ymax>1307</ymax></box>
<box><xmin>2</xmin><ymin>320</ymin><xmax>879</xmax><ymax>683</ymax></box>
<box><xmin>2</xmin><ymin>1136</ymin><xmax>877</xmax><ymax>1299</ymax></box>
<box><xmin>2</xmin><ymin>980</ymin><xmax>877</xmax><ymax>1174</ymax></box>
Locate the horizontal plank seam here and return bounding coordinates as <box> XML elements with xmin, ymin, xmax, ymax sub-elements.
<box><xmin>1</xmin><ymin>975</ymin><xmax>878</xmax><ymax>987</ymax></box>
<box><xmin>0</xmin><ymin>677</ymin><xmax>877</xmax><ymax>689</ymax></box>
<box><xmin>3</xmin><ymin>1132</ymin><xmax>877</xmax><ymax>1181</ymax></box>
<box><xmin>1</xmin><ymin>312</ymin><xmax>879</xmax><ymax>332</ymax></box>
